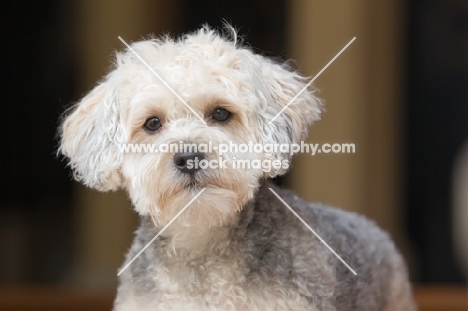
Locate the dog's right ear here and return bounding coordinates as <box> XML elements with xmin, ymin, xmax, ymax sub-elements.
<box><xmin>59</xmin><ymin>81</ymin><xmax>124</xmax><ymax>191</ymax></box>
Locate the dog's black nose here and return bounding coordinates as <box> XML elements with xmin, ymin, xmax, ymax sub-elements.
<box><xmin>173</xmin><ymin>152</ymin><xmax>205</xmax><ymax>174</ymax></box>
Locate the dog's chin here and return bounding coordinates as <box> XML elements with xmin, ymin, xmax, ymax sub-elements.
<box><xmin>154</xmin><ymin>173</ymin><xmax>249</xmax><ymax>225</ymax></box>
<box><xmin>130</xmin><ymin>163</ymin><xmax>260</xmax><ymax>234</ymax></box>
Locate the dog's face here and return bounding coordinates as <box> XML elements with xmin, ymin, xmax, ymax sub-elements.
<box><xmin>59</xmin><ymin>28</ymin><xmax>321</xmax><ymax>229</ymax></box>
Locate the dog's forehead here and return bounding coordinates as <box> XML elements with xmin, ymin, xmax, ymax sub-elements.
<box><xmin>117</xmin><ymin>39</ymin><xmax>255</xmax><ymax>108</ymax></box>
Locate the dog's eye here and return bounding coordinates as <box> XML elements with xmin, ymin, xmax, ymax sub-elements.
<box><xmin>211</xmin><ymin>108</ymin><xmax>232</xmax><ymax>123</ymax></box>
<box><xmin>144</xmin><ymin>117</ymin><xmax>161</xmax><ymax>132</ymax></box>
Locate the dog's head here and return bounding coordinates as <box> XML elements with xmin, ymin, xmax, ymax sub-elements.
<box><xmin>59</xmin><ymin>27</ymin><xmax>321</xmax><ymax>228</ymax></box>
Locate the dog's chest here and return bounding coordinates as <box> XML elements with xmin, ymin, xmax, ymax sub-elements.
<box><xmin>131</xmin><ymin>254</ymin><xmax>310</xmax><ymax>311</ymax></box>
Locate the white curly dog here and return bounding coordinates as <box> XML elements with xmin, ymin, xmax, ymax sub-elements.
<box><xmin>59</xmin><ymin>26</ymin><xmax>416</xmax><ymax>310</ymax></box>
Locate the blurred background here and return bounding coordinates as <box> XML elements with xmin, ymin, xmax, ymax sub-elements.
<box><xmin>0</xmin><ymin>0</ymin><xmax>467</xmax><ymax>310</ymax></box>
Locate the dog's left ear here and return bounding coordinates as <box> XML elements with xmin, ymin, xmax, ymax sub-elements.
<box><xmin>59</xmin><ymin>81</ymin><xmax>125</xmax><ymax>191</ymax></box>
<box><xmin>250</xmin><ymin>54</ymin><xmax>322</xmax><ymax>177</ymax></box>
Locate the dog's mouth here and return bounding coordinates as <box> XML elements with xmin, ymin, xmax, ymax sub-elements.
<box><xmin>179</xmin><ymin>171</ymin><xmax>207</xmax><ymax>190</ymax></box>
<box><xmin>187</xmin><ymin>178</ymin><xmax>203</xmax><ymax>189</ymax></box>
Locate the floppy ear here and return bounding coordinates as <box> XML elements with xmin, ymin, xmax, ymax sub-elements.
<box><xmin>251</xmin><ymin>54</ymin><xmax>322</xmax><ymax>177</ymax></box>
<box><xmin>59</xmin><ymin>81</ymin><xmax>125</xmax><ymax>191</ymax></box>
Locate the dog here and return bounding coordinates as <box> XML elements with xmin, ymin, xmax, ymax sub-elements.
<box><xmin>59</xmin><ymin>26</ymin><xmax>416</xmax><ymax>310</ymax></box>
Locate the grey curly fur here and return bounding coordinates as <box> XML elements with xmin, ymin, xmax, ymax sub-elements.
<box><xmin>116</xmin><ymin>180</ymin><xmax>416</xmax><ymax>310</ymax></box>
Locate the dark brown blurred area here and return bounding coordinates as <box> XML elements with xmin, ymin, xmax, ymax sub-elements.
<box><xmin>0</xmin><ymin>0</ymin><xmax>467</xmax><ymax>310</ymax></box>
